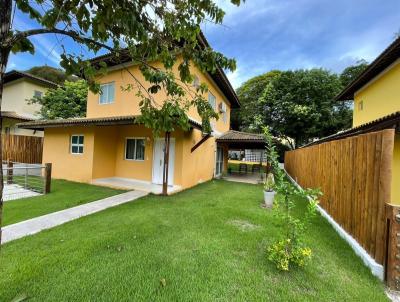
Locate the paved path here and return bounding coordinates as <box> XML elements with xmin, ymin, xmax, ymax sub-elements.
<box><xmin>2</xmin><ymin>190</ymin><xmax>148</xmax><ymax>244</ymax></box>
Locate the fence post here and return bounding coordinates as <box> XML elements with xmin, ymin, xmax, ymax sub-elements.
<box><xmin>385</xmin><ymin>204</ymin><xmax>400</xmax><ymax>290</ymax></box>
<box><xmin>7</xmin><ymin>160</ymin><xmax>13</xmax><ymax>184</ymax></box>
<box><xmin>44</xmin><ymin>163</ymin><xmax>52</xmax><ymax>194</ymax></box>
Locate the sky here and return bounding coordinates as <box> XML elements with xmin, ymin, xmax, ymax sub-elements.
<box><xmin>7</xmin><ymin>0</ymin><xmax>400</xmax><ymax>88</ymax></box>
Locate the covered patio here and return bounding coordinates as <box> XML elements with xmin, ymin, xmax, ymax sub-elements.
<box><xmin>216</xmin><ymin>130</ymin><xmax>268</xmax><ymax>184</ymax></box>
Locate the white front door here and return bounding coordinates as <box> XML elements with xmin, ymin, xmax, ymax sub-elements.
<box><xmin>152</xmin><ymin>138</ymin><xmax>175</xmax><ymax>185</ymax></box>
<box><xmin>215</xmin><ymin>147</ymin><xmax>224</xmax><ymax>177</ymax></box>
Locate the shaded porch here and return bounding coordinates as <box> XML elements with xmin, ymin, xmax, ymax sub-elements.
<box><xmin>216</xmin><ymin>130</ymin><xmax>268</xmax><ymax>184</ymax></box>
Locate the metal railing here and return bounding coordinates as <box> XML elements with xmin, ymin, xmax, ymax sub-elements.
<box><xmin>1</xmin><ymin>161</ymin><xmax>51</xmax><ymax>201</ymax></box>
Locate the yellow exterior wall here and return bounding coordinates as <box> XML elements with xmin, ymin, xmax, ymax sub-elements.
<box><xmin>42</xmin><ymin>123</ymin><xmax>216</xmax><ymax>189</ymax></box>
<box><xmin>353</xmin><ymin>61</ymin><xmax>400</xmax><ymax>204</ymax></box>
<box><xmin>91</xmin><ymin>126</ymin><xmax>118</xmax><ymax>179</ymax></box>
<box><xmin>354</xmin><ymin>61</ymin><xmax>400</xmax><ymax>127</ymax></box>
<box><xmin>180</xmin><ymin>130</ymin><xmax>216</xmax><ymax>188</ymax></box>
<box><xmin>43</xmin><ymin>127</ymin><xmax>95</xmax><ymax>182</ymax></box>
<box><xmin>113</xmin><ymin>125</ymin><xmax>154</xmax><ymax>182</ymax></box>
<box><xmin>43</xmin><ymin>58</ymin><xmax>234</xmax><ymax>190</ymax></box>
<box><xmin>86</xmin><ymin>61</ymin><xmax>231</xmax><ymax>134</ymax></box>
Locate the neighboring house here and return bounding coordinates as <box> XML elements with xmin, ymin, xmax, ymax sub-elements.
<box><xmin>329</xmin><ymin>36</ymin><xmax>400</xmax><ymax>204</ymax></box>
<box><xmin>19</xmin><ymin>36</ymin><xmax>265</xmax><ymax>192</ymax></box>
<box><xmin>3</xmin><ymin>70</ymin><xmax>58</xmax><ymax>137</ymax></box>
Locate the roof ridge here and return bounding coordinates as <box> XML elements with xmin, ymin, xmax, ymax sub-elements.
<box><xmin>5</xmin><ymin>70</ymin><xmax>59</xmax><ymax>87</ymax></box>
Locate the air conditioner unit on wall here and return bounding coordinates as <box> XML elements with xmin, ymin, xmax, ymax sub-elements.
<box><xmin>218</xmin><ymin>102</ymin><xmax>226</xmax><ymax>113</ymax></box>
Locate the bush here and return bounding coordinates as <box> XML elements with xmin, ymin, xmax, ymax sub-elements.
<box><xmin>263</xmin><ymin>126</ymin><xmax>321</xmax><ymax>271</ymax></box>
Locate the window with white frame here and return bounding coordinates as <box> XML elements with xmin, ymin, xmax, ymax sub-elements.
<box><xmin>208</xmin><ymin>92</ymin><xmax>217</xmax><ymax>129</ymax></box>
<box><xmin>99</xmin><ymin>82</ymin><xmax>115</xmax><ymax>104</ymax></box>
<box><xmin>71</xmin><ymin>135</ymin><xmax>84</xmax><ymax>154</ymax></box>
<box><xmin>208</xmin><ymin>92</ymin><xmax>216</xmax><ymax>111</ymax></box>
<box><xmin>125</xmin><ymin>138</ymin><xmax>145</xmax><ymax>160</ymax></box>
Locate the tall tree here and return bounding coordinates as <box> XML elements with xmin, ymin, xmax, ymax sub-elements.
<box><xmin>30</xmin><ymin>80</ymin><xmax>87</xmax><ymax>119</ymax></box>
<box><xmin>258</xmin><ymin>69</ymin><xmax>348</xmax><ymax>148</ymax></box>
<box><xmin>26</xmin><ymin>66</ymin><xmax>78</xmax><ymax>85</ymax></box>
<box><xmin>340</xmin><ymin>59</ymin><xmax>369</xmax><ymax>87</ymax></box>
<box><xmin>0</xmin><ymin>0</ymin><xmax>242</xmax><ymax>245</ymax></box>
<box><xmin>233</xmin><ymin>70</ymin><xmax>280</xmax><ymax>131</ymax></box>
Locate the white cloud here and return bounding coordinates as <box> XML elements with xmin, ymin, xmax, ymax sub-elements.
<box><xmin>226</xmin><ymin>66</ymin><xmax>245</xmax><ymax>89</ymax></box>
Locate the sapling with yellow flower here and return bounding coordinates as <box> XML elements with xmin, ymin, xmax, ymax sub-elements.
<box><xmin>263</xmin><ymin>126</ymin><xmax>321</xmax><ymax>271</ymax></box>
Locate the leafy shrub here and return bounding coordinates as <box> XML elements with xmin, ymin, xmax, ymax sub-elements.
<box><xmin>267</xmin><ymin>239</ymin><xmax>312</xmax><ymax>271</ymax></box>
<box><xmin>263</xmin><ymin>126</ymin><xmax>321</xmax><ymax>271</ymax></box>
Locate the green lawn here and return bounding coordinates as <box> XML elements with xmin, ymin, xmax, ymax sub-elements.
<box><xmin>3</xmin><ymin>179</ymin><xmax>125</xmax><ymax>226</ymax></box>
<box><xmin>0</xmin><ymin>180</ymin><xmax>388</xmax><ymax>301</ymax></box>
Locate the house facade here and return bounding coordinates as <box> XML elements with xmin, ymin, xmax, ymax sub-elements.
<box><xmin>3</xmin><ymin>70</ymin><xmax>57</xmax><ymax>137</ymax></box>
<box><xmin>20</xmin><ymin>51</ymin><xmax>242</xmax><ymax>192</ymax></box>
<box><xmin>336</xmin><ymin>37</ymin><xmax>400</xmax><ymax>204</ymax></box>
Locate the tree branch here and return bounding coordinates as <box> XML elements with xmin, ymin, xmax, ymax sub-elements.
<box><xmin>8</xmin><ymin>28</ymin><xmax>114</xmax><ymax>52</ymax></box>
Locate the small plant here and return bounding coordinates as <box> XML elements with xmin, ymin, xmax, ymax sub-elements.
<box><xmin>263</xmin><ymin>126</ymin><xmax>321</xmax><ymax>271</ymax></box>
<box><xmin>267</xmin><ymin>239</ymin><xmax>312</xmax><ymax>271</ymax></box>
<box><xmin>264</xmin><ymin>173</ymin><xmax>275</xmax><ymax>192</ymax></box>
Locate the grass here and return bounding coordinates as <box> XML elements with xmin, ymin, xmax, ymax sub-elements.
<box><xmin>0</xmin><ymin>180</ymin><xmax>388</xmax><ymax>301</ymax></box>
<box><xmin>3</xmin><ymin>179</ymin><xmax>125</xmax><ymax>226</ymax></box>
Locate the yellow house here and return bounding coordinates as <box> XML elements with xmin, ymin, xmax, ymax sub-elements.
<box><xmin>336</xmin><ymin>36</ymin><xmax>400</xmax><ymax>204</ymax></box>
<box><xmin>19</xmin><ymin>40</ymin><xmax>267</xmax><ymax>193</ymax></box>
<box><xmin>3</xmin><ymin>70</ymin><xmax>58</xmax><ymax>137</ymax></box>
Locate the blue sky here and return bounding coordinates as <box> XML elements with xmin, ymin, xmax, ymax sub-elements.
<box><xmin>8</xmin><ymin>0</ymin><xmax>400</xmax><ymax>88</ymax></box>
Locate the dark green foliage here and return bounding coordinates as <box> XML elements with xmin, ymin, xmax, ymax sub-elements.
<box><xmin>29</xmin><ymin>80</ymin><xmax>88</xmax><ymax>119</ymax></box>
<box><xmin>26</xmin><ymin>66</ymin><xmax>78</xmax><ymax>85</ymax></box>
<box><xmin>233</xmin><ymin>71</ymin><xmax>280</xmax><ymax>131</ymax></box>
<box><xmin>340</xmin><ymin>60</ymin><xmax>369</xmax><ymax>87</ymax></box>
<box><xmin>235</xmin><ymin>61</ymin><xmax>370</xmax><ymax>147</ymax></box>
<box><xmin>259</xmin><ymin>69</ymin><xmax>350</xmax><ymax>147</ymax></box>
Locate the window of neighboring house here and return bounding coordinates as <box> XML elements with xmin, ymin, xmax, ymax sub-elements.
<box><xmin>125</xmin><ymin>138</ymin><xmax>145</xmax><ymax>161</ymax></box>
<box><xmin>99</xmin><ymin>82</ymin><xmax>115</xmax><ymax>104</ymax></box>
<box><xmin>358</xmin><ymin>100</ymin><xmax>364</xmax><ymax>111</ymax></box>
<box><xmin>71</xmin><ymin>135</ymin><xmax>84</xmax><ymax>154</ymax></box>
<box><xmin>34</xmin><ymin>90</ymin><xmax>43</xmax><ymax>98</ymax></box>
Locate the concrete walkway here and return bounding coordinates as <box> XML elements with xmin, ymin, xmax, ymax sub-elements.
<box><xmin>2</xmin><ymin>190</ymin><xmax>148</xmax><ymax>244</ymax></box>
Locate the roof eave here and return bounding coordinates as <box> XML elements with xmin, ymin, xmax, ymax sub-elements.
<box><xmin>335</xmin><ymin>36</ymin><xmax>400</xmax><ymax>101</ymax></box>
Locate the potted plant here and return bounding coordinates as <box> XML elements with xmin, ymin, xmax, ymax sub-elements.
<box><xmin>263</xmin><ymin>172</ymin><xmax>276</xmax><ymax>208</ymax></box>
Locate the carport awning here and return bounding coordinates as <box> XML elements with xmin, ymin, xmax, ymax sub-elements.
<box><xmin>216</xmin><ymin>130</ymin><xmax>265</xmax><ymax>149</ymax></box>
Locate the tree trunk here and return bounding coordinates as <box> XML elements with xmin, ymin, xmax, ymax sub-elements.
<box><xmin>162</xmin><ymin>131</ymin><xmax>170</xmax><ymax>196</ymax></box>
<box><xmin>0</xmin><ymin>0</ymin><xmax>13</xmax><ymax>246</ymax></box>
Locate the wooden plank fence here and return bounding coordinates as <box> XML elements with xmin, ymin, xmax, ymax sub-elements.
<box><xmin>284</xmin><ymin>129</ymin><xmax>395</xmax><ymax>267</ymax></box>
<box><xmin>2</xmin><ymin>134</ymin><xmax>43</xmax><ymax>164</ymax></box>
